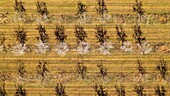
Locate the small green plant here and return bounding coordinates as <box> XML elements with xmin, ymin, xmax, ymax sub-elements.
<box><xmin>93</xmin><ymin>84</ymin><xmax>108</xmax><ymax>96</ymax></box>
<box><xmin>55</xmin><ymin>83</ymin><xmax>67</xmax><ymax>96</ymax></box>
<box><xmin>15</xmin><ymin>85</ymin><xmax>26</xmax><ymax>96</ymax></box>
<box><xmin>155</xmin><ymin>86</ymin><xmax>166</xmax><ymax>96</ymax></box>
<box><xmin>115</xmin><ymin>85</ymin><xmax>126</xmax><ymax>96</ymax></box>
<box><xmin>133</xmin><ymin>85</ymin><xmax>145</xmax><ymax>96</ymax></box>
<box><xmin>156</xmin><ymin>58</ymin><xmax>167</xmax><ymax>80</ymax></box>
<box><xmin>75</xmin><ymin>61</ymin><xmax>87</xmax><ymax>79</ymax></box>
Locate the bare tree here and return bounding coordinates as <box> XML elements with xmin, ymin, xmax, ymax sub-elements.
<box><xmin>95</xmin><ymin>0</ymin><xmax>108</xmax><ymax>17</ymax></box>
<box><xmin>0</xmin><ymin>83</ymin><xmax>7</xmax><ymax>96</ymax></box>
<box><xmin>95</xmin><ymin>25</ymin><xmax>109</xmax><ymax>45</ymax></box>
<box><xmin>93</xmin><ymin>84</ymin><xmax>108</xmax><ymax>96</ymax></box>
<box><xmin>132</xmin><ymin>23</ymin><xmax>145</xmax><ymax>47</ymax></box>
<box><xmin>54</xmin><ymin>25</ymin><xmax>69</xmax><ymax>55</ymax></box>
<box><xmin>15</xmin><ymin>85</ymin><xmax>26</xmax><ymax>96</ymax></box>
<box><xmin>36</xmin><ymin>1</ymin><xmax>49</xmax><ymax>18</ymax></box>
<box><xmin>36</xmin><ymin>25</ymin><xmax>49</xmax><ymax>43</ymax></box>
<box><xmin>97</xmin><ymin>61</ymin><xmax>107</xmax><ymax>79</ymax></box>
<box><xmin>14</xmin><ymin>0</ymin><xmax>26</xmax><ymax>18</ymax></box>
<box><xmin>134</xmin><ymin>85</ymin><xmax>145</xmax><ymax>96</ymax></box>
<box><xmin>15</xmin><ymin>26</ymin><xmax>27</xmax><ymax>46</ymax></box>
<box><xmin>11</xmin><ymin>26</ymin><xmax>28</xmax><ymax>55</ymax></box>
<box><xmin>155</xmin><ymin>86</ymin><xmax>166</xmax><ymax>96</ymax></box>
<box><xmin>95</xmin><ymin>25</ymin><xmax>112</xmax><ymax>54</ymax></box>
<box><xmin>156</xmin><ymin>58</ymin><xmax>167</xmax><ymax>80</ymax></box>
<box><xmin>35</xmin><ymin>25</ymin><xmax>50</xmax><ymax>53</ymax></box>
<box><xmin>75</xmin><ymin>61</ymin><xmax>87</xmax><ymax>79</ymax></box>
<box><xmin>115</xmin><ymin>25</ymin><xmax>127</xmax><ymax>46</ymax></box>
<box><xmin>17</xmin><ymin>60</ymin><xmax>27</xmax><ymax>78</ymax></box>
<box><xmin>54</xmin><ymin>25</ymin><xmax>67</xmax><ymax>43</ymax></box>
<box><xmin>55</xmin><ymin>83</ymin><xmax>67</xmax><ymax>96</ymax></box>
<box><xmin>137</xmin><ymin>60</ymin><xmax>146</xmax><ymax>75</ymax></box>
<box><xmin>76</xmin><ymin>2</ymin><xmax>87</xmax><ymax>19</ymax></box>
<box><xmin>115</xmin><ymin>85</ymin><xmax>126</xmax><ymax>96</ymax></box>
<box><xmin>133</xmin><ymin>0</ymin><xmax>145</xmax><ymax>22</ymax></box>
<box><xmin>36</xmin><ymin>61</ymin><xmax>49</xmax><ymax>82</ymax></box>
<box><xmin>74</xmin><ymin>25</ymin><xmax>87</xmax><ymax>44</ymax></box>
<box><xmin>74</xmin><ymin>25</ymin><xmax>90</xmax><ymax>54</ymax></box>
<box><xmin>133</xmin><ymin>22</ymin><xmax>152</xmax><ymax>54</ymax></box>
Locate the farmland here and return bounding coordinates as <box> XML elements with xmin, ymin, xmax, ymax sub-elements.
<box><xmin>0</xmin><ymin>0</ymin><xmax>170</xmax><ymax>96</ymax></box>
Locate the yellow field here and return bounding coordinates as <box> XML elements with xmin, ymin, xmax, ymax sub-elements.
<box><xmin>0</xmin><ymin>0</ymin><xmax>170</xmax><ymax>96</ymax></box>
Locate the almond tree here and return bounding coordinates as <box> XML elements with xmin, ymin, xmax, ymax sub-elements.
<box><xmin>155</xmin><ymin>86</ymin><xmax>166</xmax><ymax>96</ymax></box>
<box><xmin>114</xmin><ymin>85</ymin><xmax>126</xmax><ymax>96</ymax></box>
<box><xmin>74</xmin><ymin>25</ymin><xmax>90</xmax><ymax>54</ymax></box>
<box><xmin>35</xmin><ymin>25</ymin><xmax>50</xmax><ymax>53</ymax></box>
<box><xmin>132</xmin><ymin>23</ymin><xmax>151</xmax><ymax>54</ymax></box>
<box><xmin>134</xmin><ymin>85</ymin><xmax>145</xmax><ymax>96</ymax></box>
<box><xmin>36</xmin><ymin>61</ymin><xmax>49</xmax><ymax>83</ymax></box>
<box><xmin>93</xmin><ymin>84</ymin><xmax>108</xmax><ymax>96</ymax></box>
<box><xmin>0</xmin><ymin>83</ymin><xmax>7</xmax><ymax>96</ymax></box>
<box><xmin>156</xmin><ymin>58</ymin><xmax>167</xmax><ymax>80</ymax></box>
<box><xmin>75</xmin><ymin>61</ymin><xmax>87</xmax><ymax>79</ymax></box>
<box><xmin>133</xmin><ymin>0</ymin><xmax>145</xmax><ymax>22</ymax></box>
<box><xmin>15</xmin><ymin>85</ymin><xmax>26</xmax><ymax>96</ymax></box>
<box><xmin>54</xmin><ymin>25</ymin><xmax>69</xmax><ymax>55</ymax></box>
<box><xmin>11</xmin><ymin>26</ymin><xmax>28</xmax><ymax>55</ymax></box>
<box><xmin>95</xmin><ymin>25</ymin><xmax>113</xmax><ymax>55</ymax></box>
<box><xmin>115</xmin><ymin>25</ymin><xmax>132</xmax><ymax>52</ymax></box>
<box><xmin>36</xmin><ymin>1</ymin><xmax>49</xmax><ymax>19</ymax></box>
<box><xmin>55</xmin><ymin>83</ymin><xmax>67</xmax><ymax>96</ymax></box>
<box><xmin>14</xmin><ymin>0</ymin><xmax>26</xmax><ymax>19</ymax></box>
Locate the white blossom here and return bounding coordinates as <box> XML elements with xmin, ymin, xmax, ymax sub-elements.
<box><xmin>76</xmin><ymin>41</ymin><xmax>90</xmax><ymax>54</ymax></box>
<box><xmin>55</xmin><ymin>42</ymin><xmax>69</xmax><ymax>56</ymax></box>
<box><xmin>35</xmin><ymin>40</ymin><xmax>50</xmax><ymax>53</ymax></box>
<box><xmin>11</xmin><ymin>44</ymin><xmax>28</xmax><ymax>55</ymax></box>
<box><xmin>98</xmin><ymin>42</ymin><xmax>113</xmax><ymax>55</ymax></box>
<box><xmin>121</xmin><ymin>41</ymin><xmax>133</xmax><ymax>52</ymax></box>
<box><xmin>137</xmin><ymin>41</ymin><xmax>152</xmax><ymax>54</ymax></box>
